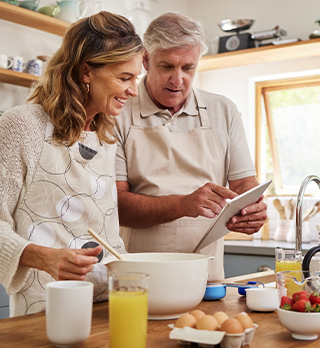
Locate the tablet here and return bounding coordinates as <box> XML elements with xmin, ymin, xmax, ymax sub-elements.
<box><xmin>193</xmin><ymin>179</ymin><xmax>272</xmax><ymax>252</ymax></box>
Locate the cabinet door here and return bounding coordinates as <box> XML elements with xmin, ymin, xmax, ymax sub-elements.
<box><xmin>0</xmin><ymin>283</ymin><xmax>9</xmax><ymax>319</ymax></box>
<box><xmin>224</xmin><ymin>254</ymin><xmax>275</xmax><ymax>278</ymax></box>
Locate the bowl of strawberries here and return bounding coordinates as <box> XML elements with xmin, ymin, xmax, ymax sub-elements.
<box><xmin>276</xmin><ymin>270</ymin><xmax>320</xmax><ymax>340</ymax></box>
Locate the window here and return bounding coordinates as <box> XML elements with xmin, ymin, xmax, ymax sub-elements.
<box><xmin>255</xmin><ymin>75</ymin><xmax>320</xmax><ymax>195</ymax></box>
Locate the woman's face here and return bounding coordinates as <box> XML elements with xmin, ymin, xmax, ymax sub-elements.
<box><xmin>84</xmin><ymin>53</ymin><xmax>143</xmax><ymax>119</ymax></box>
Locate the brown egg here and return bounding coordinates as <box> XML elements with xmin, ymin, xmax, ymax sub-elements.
<box><xmin>213</xmin><ymin>311</ymin><xmax>229</xmax><ymax>325</ymax></box>
<box><xmin>189</xmin><ymin>309</ymin><xmax>206</xmax><ymax>322</ymax></box>
<box><xmin>175</xmin><ymin>314</ymin><xmax>197</xmax><ymax>328</ymax></box>
<box><xmin>220</xmin><ymin>318</ymin><xmax>244</xmax><ymax>334</ymax></box>
<box><xmin>196</xmin><ymin>315</ymin><xmax>219</xmax><ymax>331</ymax></box>
<box><xmin>234</xmin><ymin>313</ymin><xmax>253</xmax><ymax>330</ymax></box>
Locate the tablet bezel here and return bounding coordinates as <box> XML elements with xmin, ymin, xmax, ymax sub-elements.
<box><xmin>193</xmin><ymin>179</ymin><xmax>272</xmax><ymax>252</ymax></box>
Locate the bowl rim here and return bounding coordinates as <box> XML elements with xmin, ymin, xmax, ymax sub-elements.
<box><xmin>103</xmin><ymin>252</ymin><xmax>214</xmax><ymax>264</ymax></box>
<box><xmin>277</xmin><ymin>305</ymin><xmax>320</xmax><ymax>315</ymax></box>
<box><xmin>245</xmin><ymin>287</ymin><xmax>278</xmax><ymax>292</ymax></box>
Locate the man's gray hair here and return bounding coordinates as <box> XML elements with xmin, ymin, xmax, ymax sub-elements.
<box><xmin>143</xmin><ymin>12</ymin><xmax>208</xmax><ymax>57</ymax></box>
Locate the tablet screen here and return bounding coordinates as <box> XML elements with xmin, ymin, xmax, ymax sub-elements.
<box><xmin>193</xmin><ymin>179</ymin><xmax>272</xmax><ymax>252</ymax></box>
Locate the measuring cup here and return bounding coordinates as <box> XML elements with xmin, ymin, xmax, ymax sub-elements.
<box><xmin>275</xmin><ymin>248</ymin><xmax>302</xmax><ymax>273</ymax></box>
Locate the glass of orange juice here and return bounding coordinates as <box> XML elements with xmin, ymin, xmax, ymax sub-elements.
<box><xmin>275</xmin><ymin>248</ymin><xmax>302</xmax><ymax>293</ymax></box>
<box><xmin>275</xmin><ymin>248</ymin><xmax>302</xmax><ymax>273</ymax></box>
<box><xmin>109</xmin><ymin>272</ymin><xmax>149</xmax><ymax>348</ymax></box>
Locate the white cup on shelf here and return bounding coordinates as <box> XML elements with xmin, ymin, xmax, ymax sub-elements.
<box><xmin>0</xmin><ymin>54</ymin><xmax>13</xmax><ymax>69</ymax></box>
<box><xmin>26</xmin><ymin>59</ymin><xmax>43</xmax><ymax>76</ymax></box>
<box><xmin>9</xmin><ymin>56</ymin><xmax>26</xmax><ymax>72</ymax></box>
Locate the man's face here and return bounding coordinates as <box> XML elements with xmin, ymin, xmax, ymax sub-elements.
<box><xmin>143</xmin><ymin>46</ymin><xmax>200</xmax><ymax>114</ymax></box>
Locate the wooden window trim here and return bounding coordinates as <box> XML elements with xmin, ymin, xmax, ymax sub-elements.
<box><xmin>255</xmin><ymin>75</ymin><xmax>320</xmax><ymax>192</ymax></box>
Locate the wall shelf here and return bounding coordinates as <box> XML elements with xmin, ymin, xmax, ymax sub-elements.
<box><xmin>0</xmin><ymin>68</ymin><xmax>38</xmax><ymax>88</ymax></box>
<box><xmin>0</xmin><ymin>2</ymin><xmax>69</xmax><ymax>88</ymax></box>
<box><xmin>197</xmin><ymin>38</ymin><xmax>320</xmax><ymax>72</ymax></box>
<box><xmin>0</xmin><ymin>1</ymin><xmax>69</xmax><ymax>36</ymax></box>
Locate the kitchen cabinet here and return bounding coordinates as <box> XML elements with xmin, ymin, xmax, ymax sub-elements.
<box><xmin>224</xmin><ymin>239</ymin><xmax>319</xmax><ymax>278</ymax></box>
<box><xmin>0</xmin><ymin>1</ymin><xmax>68</xmax><ymax>88</ymax></box>
<box><xmin>224</xmin><ymin>253</ymin><xmax>275</xmax><ymax>278</ymax></box>
<box><xmin>0</xmin><ymin>284</ymin><xmax>9</xmax><ymax>320</ymax></box>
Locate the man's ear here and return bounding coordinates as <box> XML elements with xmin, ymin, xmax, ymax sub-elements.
<box><xmin>143</xmin><ymin>52</ymin><xmax>149</xmax><ymax>71</ymax></box>
<box><xmin>83</xmin><ymin>63</ymin><xmax>90</xmax><ymax>84</ymax></box>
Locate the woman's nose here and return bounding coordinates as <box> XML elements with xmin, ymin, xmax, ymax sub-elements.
<box><xmin>128</xmin><ymin>82</ymin><xmax>138</xmax><ymax>97</ymax></box>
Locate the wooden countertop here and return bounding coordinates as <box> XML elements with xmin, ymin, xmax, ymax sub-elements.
<box><xmin>0</xmin><ymin>271</ymin><xmax>318</xmax><ymax>347</ymax></box>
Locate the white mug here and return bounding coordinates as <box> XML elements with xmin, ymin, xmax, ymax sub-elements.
<box><xmin>26</xmin><ymin>59</ymin><xmax>43</xmax><ymax>76</ymax></box>
<box><xmin>0</xmin><ymin>54</ymin><xmax>13</xmax><ymax>69</ymax></box>
<box><xmin>46</xmin><ymin>280</ymin><xmax>93</xmax><ymax>347</ymax></box>
<box><xmin>9</xmin><ymin>56</ymin><xmax>26</xmax><ymax>72</ymax></box>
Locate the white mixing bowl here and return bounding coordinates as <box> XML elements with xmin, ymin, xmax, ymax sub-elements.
<box><xmin>277</xmin><ymin>306</ymin><xmax>320</xmax><ymax>340</ymax></box>
<box><xmin>103</xmin><ymin>252</ymin><xmax>212</xmax><ymax>320</ymax></box>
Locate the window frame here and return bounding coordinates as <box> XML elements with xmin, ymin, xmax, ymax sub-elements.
<box><xmin>255</xmin><ymin>74</ymin><xmax>320</xmax><ymax>194</ymax></box>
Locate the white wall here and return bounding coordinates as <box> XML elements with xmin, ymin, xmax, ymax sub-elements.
<box><xmin>187</xmin><ymin>0</ymin><xmax>320</xmax><ymax>42</ymax></box>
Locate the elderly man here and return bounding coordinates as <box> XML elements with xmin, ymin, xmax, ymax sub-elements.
<box><xmin>115</xmin><ymin>12</ymin><xmax>267</xmax><ymax>280</ymax></box>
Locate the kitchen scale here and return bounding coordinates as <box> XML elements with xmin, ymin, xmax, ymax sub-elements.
<box><xmin>218</xmin><ymin>19</ymin><xmax>289</xmax><ymax>53</ymax></box>
<box><xmin>218</xmin><ymin>19</ymin><xmax>255</xmax><ymax>53</ymax></box>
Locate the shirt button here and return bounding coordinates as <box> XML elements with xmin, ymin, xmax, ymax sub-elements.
<box><xmin>166</xmin><ymin>122</ymin><xmax>171</xmax><ymax>126</ymax></box>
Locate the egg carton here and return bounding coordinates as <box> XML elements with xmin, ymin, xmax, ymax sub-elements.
<box><xmin>168</xmin><ymin>324</ymin><xmax>258</xmax><ymax>348</ymax></box>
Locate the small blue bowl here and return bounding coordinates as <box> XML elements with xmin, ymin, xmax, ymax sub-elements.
<box><xmin>203</xmin><ymin>284</ymin><xmax>226</xmax><ymax>300</ymax></box>
<box><xmin>203</xmin><ymin>281</ymin><xmax>264</xmax><ymax>300</ymax></box>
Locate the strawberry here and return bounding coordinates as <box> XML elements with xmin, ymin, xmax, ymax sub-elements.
<box><xmin>292</xmin><ymin>299</ymin><xmax>313</xmax><ymax>312</ymax></box>
<box><xmin>311</xmin><ymin>303</ymin><xmax>320</xmax><ymax>312</ymax></box>
<box><xmin>280</xmin><ymin>296</ymin><xmax>293</xmax><ymax>310</ymax></box>
<box><xmin>292</xmin><ymin>291</ymin><xmax>309</xmax><ymax>303</ymax></box>
<box><xmin>309</xmin><ymin>291</ymin><xmax>320</xmax><ymax>305</ymax></box>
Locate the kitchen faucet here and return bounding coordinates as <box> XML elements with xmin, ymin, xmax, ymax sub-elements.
<box><xmin>295</xmin><ymin>175</ymin><xmax>320</xmax><ymax>253</ymax></box>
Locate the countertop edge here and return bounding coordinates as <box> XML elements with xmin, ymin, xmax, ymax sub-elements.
<box><xmin>224</xmin><ymin>239</ymin><xmax>319</xmax><ymax>256</ymax></box>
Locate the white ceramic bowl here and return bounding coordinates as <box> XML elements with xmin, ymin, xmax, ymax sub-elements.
<box><xmin>103</xmin><ymin>252</ymin><xmax>211</xmax><ymax>320</ymax></box>
<box><xmin>246</xmin><ymin>288</ymin><xmax>279</xmax><ymax>312</ymax></box>
<box><xmin>277</xmin><ymin>306</ymin><xmax>320</xmax><ymax>340</ymax></box>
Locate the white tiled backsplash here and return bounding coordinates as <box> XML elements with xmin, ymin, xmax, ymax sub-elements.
<box><xmin>257</xmin><ymin>197</ymin><xmax>320</xmax><ymax>241</ymax></box>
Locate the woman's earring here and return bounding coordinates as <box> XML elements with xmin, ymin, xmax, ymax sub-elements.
<box><xmin>86</xmin><ymin>84</ymin><xmax>90</xmax><ymax>93</ymax></box>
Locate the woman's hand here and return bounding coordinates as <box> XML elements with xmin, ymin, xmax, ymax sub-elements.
<box><xmin>20</xmin><ymin>244</ymin><xmax>103</xmax><ymax>281</ymax></box>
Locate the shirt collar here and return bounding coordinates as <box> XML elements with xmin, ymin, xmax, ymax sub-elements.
<box><xmin>138</xmin><ymin>75</ymin><xmax>199</xmax><ymax>117</ymax></box>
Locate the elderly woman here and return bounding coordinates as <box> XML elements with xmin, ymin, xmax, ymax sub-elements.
<box><xmin>0</xmin><ymin>11</ymin><xmax>143</xmax><ymax>316</ymax></box>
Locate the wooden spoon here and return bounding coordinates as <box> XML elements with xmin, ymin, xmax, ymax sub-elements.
<box><xmin>284</xmin><ymin>200</ymin><xmax>291</xmax><ymax>220</ymax></box>
<box><xmin>88</xmin><ymin>228</ymin><xmax>126</xmax><ymax>261</ymax></box>
<box><xmin>303</xmin><ymin>206</ymin><xmax>317</xmax><ymax>221</ymax></box>
<box><xmin>273</xmin><ymin>199</ymin><xmax>286</xmax><ymax>219</ymax></box>
<box><xmin>289</xmin><ymin>199</ymin><xmax>295</xmax><ymax>220</ymax></box>
<box><xmin>302</xmin><ymin>201</ymin><xmax>320</xmax><ymax>221</ymax></box>
<box><xmin>308</xmin><ymin>202</ymin><xmax>320</xmax><ymax>220</ymax></box>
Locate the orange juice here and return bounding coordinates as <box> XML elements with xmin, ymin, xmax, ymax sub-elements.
<box><xmin>275</xmin><ymin>260</ymin><xmax>302</xmax><ymax>273</ymax></box>
<box><xmin>276</xmin><ymin>261</ymin><xmax>302</xmax><ymax>295</ymax></box>
<box><xmin>109</xmin><ymin>290</ymin><xmax>148</xmax><ymax>348</ymax></box>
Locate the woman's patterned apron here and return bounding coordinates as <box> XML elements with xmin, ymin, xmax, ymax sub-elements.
<box><xmin>12</xmin><ymin>122</ymin><xmax>125</xmax><ymax>316</ymax></box>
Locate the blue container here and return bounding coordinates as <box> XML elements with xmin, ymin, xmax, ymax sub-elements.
<box><xmin>203</xmin><ymin>281</ymin><xmax>264</xmax><ymax>300</ymax></box>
